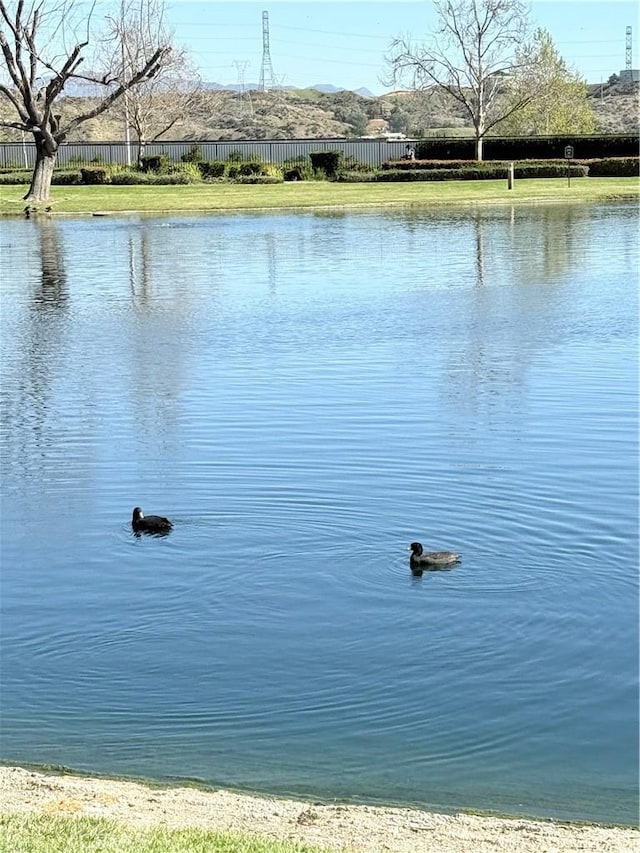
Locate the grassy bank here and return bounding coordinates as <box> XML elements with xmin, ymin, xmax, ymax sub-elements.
<box><xmin>0</xmin><ymin>177</ymin><xmax>637</xmax><ymax>216</ymax></box>
<box><xmin>0</xmin><ymin>814</ymin><xmax>327</xmax><ymax>853</ymax></box>
<box><xmin>2</xmin><ymin>765</ymin><xmax>637</xmax><ymax>853</ymax></box>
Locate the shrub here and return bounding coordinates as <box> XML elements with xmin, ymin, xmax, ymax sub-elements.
<box><xmin>0</xmin><ymin>170</ymin><xmax>31</xmax><ymax>184</ymax></box>
<box><xmin>336</xmin><ymin>170</ymin><xmax>377</xmax><ymax>183</ymax></box>
<box><xmin>181</xmin><ymin>144</ymin><xmax>204</xmax><ymax>163</ymax></box>
<box><xmin>239</xmin><ymin>160</ymin><xmax>264</xmax><ymax>176</ymax></box>
<box><xmin>80</xmin><ymin>166</ymin><xmax>110</xmax><ymax>184</ymax></box>
<box><xmin>169</xmin><ymin>162</ymin><xmax>202</xmax><ymax>180</ymax></box>
<box><xmin>382</xmin><ymin>159</ymin><xmax>474</xmax><ymax>171</ymax></box>
<box><xmin>226</xmin><ymin>164</ymin><xmax>240</xmax><ymax>179</ymax></box>
<box><xmin>52</xmin><ymin>170</ymin><xmax>81</xmax><ymax>185</ymax></box>
<box><xmin>374</xmin><ymin>168</ymin><xmax>480</xmax><ymax>181</ymax></box>
<box><xmin>515</xmin><ymin>163</ymin><xmax>588</xmax><ymax>178</ymax></box>
<box><xmin>147</xmin><ymin>172</ymin><xmax>194</xmax><ymax>184</ymax></box>
<box><xmin>283</xmin><ymin>156</ymin><xmax>313</xmax><ymax>181</ymax></box>
<box><xmin>0</xmin><ymin>168</ymin><xmax>81</xmax><ymax>185</ymax></box>
<box><xmin>139</xmin><ymin>154</ymin><xmax>171</xmax><ymax>174</ymax></box>
<box><xmin>309</xmin><ymin>150</ymin><xmax>343</xmax><ymax>178</ymax></box>
<box><xmin>110</xmin><ymin>171</ymin><xmax>151</xmax><ymax>185</ymax></box>
<box><xmin>199</xmin><ymin>160</ymin><xmax>226</xmax><ymax>179</ymax></box>
<box><xmin>260</xmin><ymin>163</ymin><xmax>284</xmax><ymax>178</ymax></box>
<box><xmin>342</xmin><ymin>155</ymin><xmax>372</xmax><ymax>173</ymax></box>
<box><xmin>232</xmin><ymin>174</ymin><xmax>284</xmax><ymax>185</ymax></box>
<box><xmin>587</xmin><ymin>157</ymin><xmax>639</xmax><ymax>177</ymax></box>
<box><xmin>374</xmin><ymin>163</ymin><xmax>587</xmax><ymax>181</ymax></box>
<box><xmin>284</xmin><ymin>167</ymin><xmax>304</xmax><ymax>181</ymax></box>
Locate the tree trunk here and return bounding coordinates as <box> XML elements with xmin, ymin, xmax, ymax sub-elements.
<box><xmin>23</xmin><ymin>134</ymin><xmax>59</xmax><ymax>204</ymax></box>
<box><xmin>136</xmin><ymin>137</ymin><xmax>147</xmax><ymax>169</ymax></box>
<box><xmin>476</xmin><ymin>134</ymin><xmax>484</xmax><ymax>161</ymax></box>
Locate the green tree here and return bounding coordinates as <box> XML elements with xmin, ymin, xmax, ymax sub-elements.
<box><xmin>497</xmin><ymin>28</ymin><xmax>596</xmax><ymax>135</ymax></box>
<box><xmin>321</xmin><ymin>91</ymin><xmax>369</xmax><ymax>137</ymax></box>
<box><xmin>388</xmin><ymin>104</ymin><xmax>410</xmax><ymax>134</ymax></box>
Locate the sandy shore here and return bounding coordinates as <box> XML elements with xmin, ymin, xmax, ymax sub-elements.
<box><xmin>0</xmin><ymin>765</ymin><xmax>637</xmax><ymax>852</ymax></box>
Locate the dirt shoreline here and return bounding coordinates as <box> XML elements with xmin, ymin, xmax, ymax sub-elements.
<box><xmin>0</xmin><ymin>765</ymin><xmax>637</xmax><ymax>852</ymax></box>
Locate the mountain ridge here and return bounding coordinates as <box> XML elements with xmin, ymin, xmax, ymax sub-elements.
<box><xmin>202</xmin><ymin>81</ymin><xmax>377</xmax><ymax>97</ymax></box>
<box><xmin>0</xmin><ymin>79</ymin><xmax>636</xmax><ymax>143</ymax></box>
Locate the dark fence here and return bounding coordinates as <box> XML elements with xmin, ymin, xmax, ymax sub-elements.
<box><xmin>415</xmin><ymin>134</ymin><xmax>640</xmax><ymax>160</ymax></box>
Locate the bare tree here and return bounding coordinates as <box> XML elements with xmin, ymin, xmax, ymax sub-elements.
<box><xmin>0</xmin><ymin>0</ymin><xmax>170</xmax><ymax>205</ymax></box>
<box><xmin>387</xmin><ymin>0</ymin><xmax>536</xmax><ymax>160</ymax></box>
<box><xmin>126</xmin><ymin>61</ymin><xmax>201</xmax><ymax>166</ymax></box>
<box><xmin>105</xmin><ymin>0</ymin><xmax>201</xmax><ymax>166</ymax></box>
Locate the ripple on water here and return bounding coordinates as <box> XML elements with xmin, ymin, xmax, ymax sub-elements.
<box><xmin>0</xmin><ymin>205</ymin><xmax>637</xmax><ymax>823</ymax></box>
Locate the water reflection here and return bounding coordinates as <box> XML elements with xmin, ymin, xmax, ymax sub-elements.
<box><xmin>2</xmin><ymin>220</ymin><xmax>70</xmax><ymax>489</ymax></box>
<box><xmin>128</xmin><ymin>231</ymin><xmax>152</xmax><ymax>304</ymax></box>
<box><xmin>2</xmin><ymin>203</ymin><xmax>634</xmax><ymax>480</ymax></box>
<box><xmin>393</xmin><ymin>203</ymin><xmax>624</xmax><ymax>288</ymax></box>
<box><xmin>38</xmin><ymin>218</ymin><xmax>67</xmax><ymax>296</ymax></box>
<box><xmin>264</xmin><ymin>232</ymin><xmax>277</xmax><ymax>294</ymax></box>
<box><xmin>124</xmin><ymin>226</ymin><xmax>191</xmax><ymax>452</ymax></box>
<box><xmin>473</xmin><ymin>212</ymin><xmax>487</xmax><ymax>287</ymax></box>
<box><xmin>393</xmin><ymin>204</ymin><xmax>635</xmax><ymax>424</ymax></box>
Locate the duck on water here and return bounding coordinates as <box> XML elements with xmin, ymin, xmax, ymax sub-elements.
<box><xmin>409</xmin><ymin>541</ymin><xmax>460</xmax><ymax>572</ymax></box>
<box><xmin>132</xmin><ymin>507</ymin><xmax>173</xmax><ymax>536</ymax></box>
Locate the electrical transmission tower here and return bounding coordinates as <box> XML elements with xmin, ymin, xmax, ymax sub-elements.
<box><xmin>233</xmin><ymin>60</ymin><xmax>253</xmax><ymax>119</ymax></box>
<box><xmin>259</xmin><ymin>10</ymin><xmax>275</xmax><ymax>92</ymax></box>
<box><xmin>626</xmin><ymin>26</ymin><xmax>632</xmax><ymax>71</ymax></box>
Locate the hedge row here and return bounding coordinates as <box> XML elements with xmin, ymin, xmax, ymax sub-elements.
<box><xmin>82</xmin><ymin>167</ymin><xmax>199</xmax><ymax>185</ymax></box>
<box><xmin>382</xmin><ymin>157</ymin><xmax>639</xmax><ymax>178</ymax></box>
<box><xmin>373</xmin><ymin>164</ymin><xmax>589</xmax><ymax>182</ymax></box>
<box><xmin>141</xmin><ymin>155</ymin><xmax>284</xmax><ymax>180</ymax></box>
<box><xmin>0</xmin><ymin>169</ymin><xmax>80</xmax><ymax>185</ymax></box>
<box><xmin>0</xmin><ymin>156</ymin><xmax>636</xmax><ymax>187</ymax></box>
<box><xmin>383</xmin><ymin>158</ymin><xmax>577</xmax><ymax>171</ymax></box>
<box><xmin>586</xmin><ymin>157</ymin><xmax>639</xmax><ymax>177</ymax></box>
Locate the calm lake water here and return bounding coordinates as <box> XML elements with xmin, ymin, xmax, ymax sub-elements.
<box><xmin>1</xmin><ymin>203</ymin><xmax>638</xmax><ymax>824</ymax></box>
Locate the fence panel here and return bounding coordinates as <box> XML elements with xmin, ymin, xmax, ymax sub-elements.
<box><xmin>0</xmin><ymin>138</ymin><xmax>414</xmax><ymax>169</ymax></box>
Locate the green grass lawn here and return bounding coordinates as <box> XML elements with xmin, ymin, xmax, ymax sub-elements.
<box><xmin>0</xmin><ymin>814</ymin><xmax>329</xmax><ymax>853</ymax></box>
<box><xmin>1</xmin><ymin>177</ymin><xmax>637</xmax><ymax>216</ymax></box>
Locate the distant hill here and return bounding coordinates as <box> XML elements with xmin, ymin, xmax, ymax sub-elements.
<box><xmin>0</xmin><ymin>80</ymin><xmax>636</xmax><ymax>144</ymax></box>
<box><xmin>586</xmin><ymin>77</ymin><xmax>640</xmax><ymax>133</ymax></box>
<box><xmin>202</xmin><ymin>81</ymin><xmax>376</xmax><ymax>98</ymax></box>
<box><xmin>308</xmin><ymin>84</ymin><xmax>376</xmax><ymax>97</ymax></box>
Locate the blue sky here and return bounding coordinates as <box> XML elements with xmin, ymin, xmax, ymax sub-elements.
<box><xmin>166</xmin><ymin>1</ymin><xmax>640</xmax><ymax>93</ymax></box>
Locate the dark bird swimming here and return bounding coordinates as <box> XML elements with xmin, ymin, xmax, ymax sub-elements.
<box><xmin>132</xmin><ymin>507</ymin><xmax>173</xmax><ymax>535</ymax></box>
<box><xmin>409</xmin><ymin>541</ymin><xmax>460</xmax><ymax>570</ymax></box>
